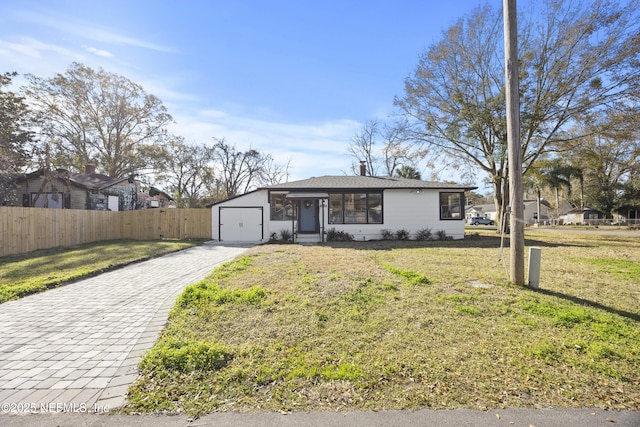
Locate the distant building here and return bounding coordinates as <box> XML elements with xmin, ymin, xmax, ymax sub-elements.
<box><xmin>564</xmin><ymin>207</ymin><xmax>604</xmax><ymax>225</ymax></box>
<box><xmin>139</xmin><ymin>186</ymin><xmax>175</xmax><ymax>209</ymax></box>
<box><xmin>465</xmin><ymin>199</ymin><xmax>552</xmax><ymax>225</ymax></box>
<box><xmin>8</xmin><ymin>165</ymin><xmax>171</xmax><ymax>211</ymax></box>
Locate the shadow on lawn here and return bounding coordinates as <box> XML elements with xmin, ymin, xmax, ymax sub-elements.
<box><xmin>535</xmin><ymin>288</ymin><xmax>640</xmax><ymax>323</ymax></box>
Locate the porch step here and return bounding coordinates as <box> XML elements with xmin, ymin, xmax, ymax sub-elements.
<box><xmin>295</xmin><ymin>234</ymin><xmax>322</xmax><ymax>244</ymax></box>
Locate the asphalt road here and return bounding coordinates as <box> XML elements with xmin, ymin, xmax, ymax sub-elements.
<box><xmin>1</xmin><ymin>407</ymin><xmax>639</xmax><ymax>427</ymax></box>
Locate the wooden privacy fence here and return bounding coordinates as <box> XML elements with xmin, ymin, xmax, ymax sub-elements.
<box><xmin>0</xmin><ymin>207</ymin><xmax>212</xmax><ymax>257</ymax></box>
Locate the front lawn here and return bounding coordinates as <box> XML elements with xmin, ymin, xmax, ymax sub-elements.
<box><xmin>125</xmin><ymin>231</ymin><xmax>640</xmax><ymax>415</ymax></box>
<box><xmin>0</xmin><ymin>239</ymin><xmax>203</xmax><ymax>303</ymax></box>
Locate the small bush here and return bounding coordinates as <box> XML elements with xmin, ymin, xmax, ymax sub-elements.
<box><xmin>396</xmin><ymin>228</ymin><xmax>410</xmax><ymax>240</ymax></box>
<box><xmin>395</xmin><ymin>229</ymin><xmax>410</xmax><ymax>240</ymax></box>
<box><xmin>380</xmin><ymin>229</ymin><xmax>395</xmax><ymax>240</ymax></box>
<box><xmin>327</xmin><ymin>228</ymin><xmax>354</xmax><ymax>241</ymax></box>
<box><xmin>280</xmin><ymin>229</ymin><xmax>293</xmax><ymax>242</ymax></box>
<box><xmin>435</xmin><ymin>230</ymin><xmax>449</xmax><ymax>240</ymax></box>
<box><xmin>415</xmin><ymin>228</ymin><xmax>433</xmax><ymax>241</ymax></box>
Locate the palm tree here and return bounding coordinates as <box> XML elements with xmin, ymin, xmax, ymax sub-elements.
<box><xmin>530</xmin><ymin>159</ymin><xmax>583</xmax><ymax>223</ymax></box>
<box><xmin>394</xmin><ymin>165</ymin><xmax>421</xmax><ymax>180</ymax></box>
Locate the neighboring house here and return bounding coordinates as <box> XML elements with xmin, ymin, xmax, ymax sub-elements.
<box><xmin>12</xmin><ymin>165</ymin><xmax>138</xmax><ymax>211</ymax></box>
<box><xmin>139</xmin><ymin>186</ymin><xmax>175</xmax><ymax>209</ymax></box>
<box><xmin>465</xmin><ymin>204</ymin><xmax>496</xmax><ymax>222</ymax></box>
<box><xmin>614</xmin><ymin>205</ymin><xmax>640</xmax><ymax>225</ymax></box>
<box><xmin>210</xmin><ymin>175</ymin><xmax>476</xmax><ymax>243</ymax></box>
<box><xmin>564</xmin><ymin>207</ymin><xmax>604</xmax><ymax>225</ymax></box>
<box><xmin>466</xmin><ymin>199</ymin><xmax>551</xmax><ymax>225</ymax></box>
<box><xmin>524</xmin><ymin>199</ymin><xmax>552</xmax><ymax>224</ymax></box>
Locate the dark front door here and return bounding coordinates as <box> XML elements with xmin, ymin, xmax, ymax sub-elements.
<box><xmin>299</xmin><ymin>199</ymin><xmax>318</xmax><ymax>233</ymax></box>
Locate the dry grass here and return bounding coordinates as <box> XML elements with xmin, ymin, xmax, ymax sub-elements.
<box><xmin>125</xmin><ymin>230</ymin><xmax>640</xmax><ymax>415</ymax></box>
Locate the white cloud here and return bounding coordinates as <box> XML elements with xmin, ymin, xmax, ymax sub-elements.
<box><xmin>168</xmin><ymin>108</ymin><xmax>362</xmax><ymax>181</ymax></box>
<box><xmin>0</xmin><ymin>37</ymin><xmax>90</xmax><ymax>78</ymax></box>
<box><xmin>14</xmin><ymin>10</ymin><xmax>176</xmax><ymax>53</ymax></box>
<box><xmin>0</xmin><ymin>37</ymin><xmax>80</xmax><ymax>59</ymax></box>
<box><xmin>84</xmin><ymin>46</ymin><xmax>114</xmax><ymax>58</ymax></box>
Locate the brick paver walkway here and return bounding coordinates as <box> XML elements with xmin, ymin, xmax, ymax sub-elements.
<box><xmin>0</xmin><ymin>242</ymin><xmax>251</xmax><ymax>414</ymax></box>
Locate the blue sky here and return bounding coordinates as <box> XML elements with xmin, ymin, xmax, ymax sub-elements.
<box><xmin>1</xmin><ymin>0</ymin><xmax>500</xmax><ymax>189</ymax></box>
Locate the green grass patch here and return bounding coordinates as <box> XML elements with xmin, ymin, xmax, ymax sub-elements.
<box><xmin>177</xmin><ymin>281</ymin><xmax>267</xmax><ymax>308</ymax></box>
<box><xmin>383</xmin><ymin>264</ymin><xmax>430</xmax><ymax>285</ymax></box>
<box><xmin>0</xmin><ymin>239</ymin><xmax>202</xmax><ymax>303</ymax></box>
<box><xmin>141</xmin><ymin>337</ymin><xmax>234</xmax><ymax>373</ymax></box>
<box><xmin>520</xmin><ymin>297</ymin><xmax>594</xmax><ymax>327</ymax></box>
<box><xmin>569</xmin><ymin>257</ymin><xmax>640</xmax><ymax>281</ymax></box>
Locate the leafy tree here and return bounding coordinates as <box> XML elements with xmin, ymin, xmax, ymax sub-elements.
<box><xmin>155</xmin><ymin>137</ymin><xmax>216</xmax><ymax>208</ymax></box>
<box><xmin>395</xmin><ymin>0</ymin><xmax>640</xmax><ymax>225</ymax></box>
<box><xmin>24</xmin><ymin>62</ymin><xmax>172</xmax><ymax>177</ymax></box>
<box><xmin>1</xmin><ymin>72</ymin><xmax>33</xmax><ymax>204</ymax></box>
<box><xmin>572</xmin><ymin>110</ymin><xmax>640</xmax><ymax>217</ymax></box>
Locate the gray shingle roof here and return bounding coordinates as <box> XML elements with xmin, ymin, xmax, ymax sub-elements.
<box><xmin>17</xmin><ymin>168</ymin><xmax>131</xmax><ymax>191</ymax></box>
<box><xmin>265</xmin><ymin>175</ymin><xmax>476</xmax><ymax>191</ymax></box>
<box><xmin>69</xmin><ymin>172</ymin><xmax>129</xmax><ymax>190</ymax></box>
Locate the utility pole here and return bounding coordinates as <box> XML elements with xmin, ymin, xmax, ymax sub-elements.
<box><xmin>503</xmin><ymin>0</ymin><xmax>525</xmax><ymax>285</ymax></box>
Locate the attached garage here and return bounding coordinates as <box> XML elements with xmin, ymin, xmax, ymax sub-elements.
<box><xmin>218</xmin><ymin>206</ymin><xmax>263</xmax><ymax>242</ymax></box>
<box><xmin>210</xmin><ymin>176</ymin><xmax>475</xmax><ymax>243</ymax></box>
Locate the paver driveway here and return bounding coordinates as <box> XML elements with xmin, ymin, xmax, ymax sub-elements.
<box><xmin>0</xmin><ymin>242</ymin><xmax>251</xmax><ymax>414</ymax></box>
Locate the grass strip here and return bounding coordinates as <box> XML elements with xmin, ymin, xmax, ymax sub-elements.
<box><xmin>0</xmin><ymin>239</ymin><xmax>203</xmax><ymax>303</ymax></box>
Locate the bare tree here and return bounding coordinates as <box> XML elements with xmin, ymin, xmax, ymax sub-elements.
<box><xmin>259</xmin><ymin>155</ymin><xmax>290</xmax><ymax>186</ymax></box>
<box><xmin>155</xmin><ymin>137</ymin><xmax>216</xmax><ymax>208</ymax></box>
<box><xmin>348</xmin><ymin>120</ymin><xmax>379</xmax><ymax>176</ymax></box>
<box><xmin>212</xmin><ymin>138</ymin><xmax>263</xmax><ymax>198</ymax></box>
<box><xmin>395</xmin><ymin>0</ymin><xmax>640</xmax><ymax>224</ymax></box>
<box><xmin>348</xmin><ymin>119</ymin><xmax>426</xmax><ymax>176</ymax></box>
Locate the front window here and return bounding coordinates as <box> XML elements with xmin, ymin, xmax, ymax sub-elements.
<box><xmin>329</xmin><ymin>194</ymin><xmax>343</xmax><ymax>223</ymax></box>
<box><xmin>31</xmin><ymin>192</ymin><xmax>64</xmax><ymax>209</ymax></box>
<box><xmin>344</xmin><ymin>193</ymin><xmax>366</xmax><ymax>223</ymax></box>
<box><xmin>270</xmin><ymin>193</ymin><xmax>296</xmax><ymax>221</ymax></box>
<box><xmin>329</xmin><ymin>192</ymin><xmax>383</xmax><ymax>224</ymax></box>
<box><xmin>440</xmin><ymin>192</ymin><xmax>463</xmax><ymax>220</ymax></box>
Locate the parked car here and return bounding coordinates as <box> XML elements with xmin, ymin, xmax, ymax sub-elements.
<box><xmin>469</xmin><ymin>217</ymin><xmax>495</xmax><ymax>225</ymax></box>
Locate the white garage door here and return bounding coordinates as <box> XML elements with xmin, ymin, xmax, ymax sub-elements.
<box><xmin>219</xmin><ymin>207</ymin><xmax>263</xmax><ymax>242</ymax></box>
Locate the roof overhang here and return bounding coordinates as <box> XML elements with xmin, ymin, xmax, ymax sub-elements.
<box><xmin>284</xmin><ymin>192</ymin><xmax>329</xmax><ymax>200</ymax></box>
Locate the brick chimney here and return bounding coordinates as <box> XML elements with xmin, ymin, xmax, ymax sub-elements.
<box><xmin>359</xmin><ymin>160</ymin><xmax>366</xmax><ymax>176</ymax></box>
<box><xmin>85</xmin><ymin>163</ymin><xmax>96</xmax><ymax>174</ymax></box>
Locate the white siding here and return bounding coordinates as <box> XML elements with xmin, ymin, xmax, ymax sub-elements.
<box><xmin>210</xmin><ymin>188</ymin><xmax>467</xmax><ymax>242</ymax></box>
<box><xmin>324</xmin><ymin>189</ymin><xmax>466</xmax><ymax>240</ymax></box>
<box><xmin>211</xmin><ymin>191</ymin><xmax>269</xmax><ymax>241</ymax></box>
